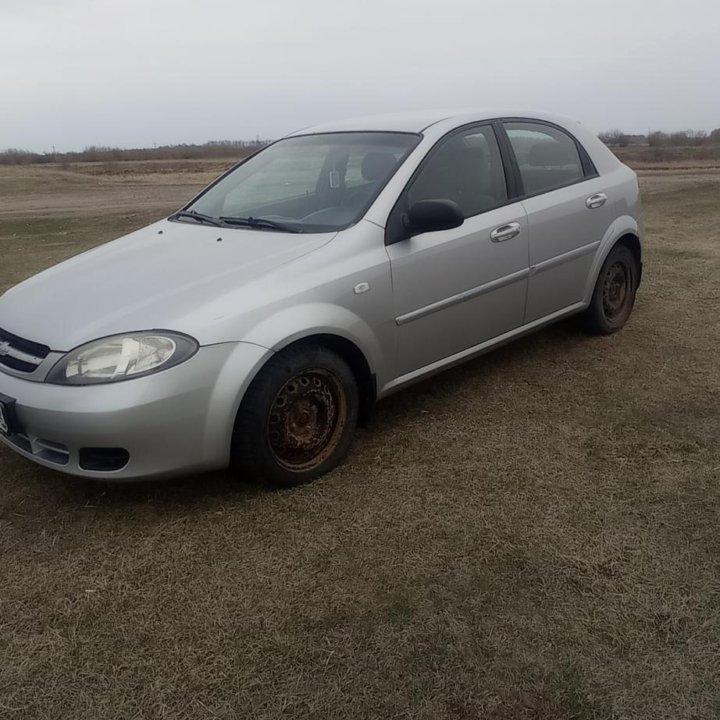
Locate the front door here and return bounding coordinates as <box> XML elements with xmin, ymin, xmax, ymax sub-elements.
<box><xmin>386</xmin><ymin>124</ymin><xmax>529</xmax><ymax>377</ymax></box>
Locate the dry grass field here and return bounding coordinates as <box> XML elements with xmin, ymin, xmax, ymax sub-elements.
<box><xmin>1</xmin><ymin>159</ymin><xmax>719</xmax><ymax>720</ymax></box>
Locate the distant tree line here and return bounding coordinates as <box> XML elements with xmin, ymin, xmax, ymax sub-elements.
<box><xmin>599</xmin><ymin>128</ymin><xmax>720</xmax><ymax>147</ymax></box>
<box><xmin>0</xmin><ymin>140</ymin><xmax>270</xmax><ymax>166</ymax></box>
<box><xmin>646</xmin><ymin>129</ymin><xmax>720</xmax><ymax>147</ymax></box>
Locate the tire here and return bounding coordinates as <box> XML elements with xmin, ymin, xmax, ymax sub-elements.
<box><xmin>582</xmin><ymin>244</ymin><xmax>639</xmax><ymax>334</ymax></box>
<box><xmin>231</xmin><ymin>344</ymin><xmax>359</xmax><ymax>488</ymax></box>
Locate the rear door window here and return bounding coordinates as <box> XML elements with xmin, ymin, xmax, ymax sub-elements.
<box><xmin>503</xmin><ymin>122</ymin><xmax>585</xmax><ymax>196</ymax></box>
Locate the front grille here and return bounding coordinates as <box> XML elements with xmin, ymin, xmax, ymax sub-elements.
<box><xmin>1</xmin><ymin>355</ymin><xmax>38</xmax><ymax>372</ymax></box>
<box><xmin>2</xmin><ymin>433</ymin><xmax>69</xmax><ymax>466</ymax></box>
<box><xmin>0</xmin><ymin>327</ymin><xmax>51</xmax><ymax>373</ymax></box>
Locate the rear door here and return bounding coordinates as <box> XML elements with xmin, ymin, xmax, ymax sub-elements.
<box><xmin>386</xmin><ymin>124</ymin><xmax>529</xmax><ymax>377</ymax></box>
<box><xmin>501</xmin><ymin>121</ymin><xmax>616</xmax><ymax>323</ymax></box>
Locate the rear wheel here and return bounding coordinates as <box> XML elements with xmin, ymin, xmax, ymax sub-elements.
<box><xmin>582</xmin><ymin>244</ymin><xmax>639</xmax><ymax>334</ymax></box>
<box><xmin>232</xmin><ymin>344</ymin><xmax>358</xmax><ymax>487</ymax></box>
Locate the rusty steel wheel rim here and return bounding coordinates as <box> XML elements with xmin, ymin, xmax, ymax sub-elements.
<box><xmin>602</xmin><ymin>260</ymin><xmax>631</xmax><ymax>320</ymax></box>
<box><xmin>267</xmin><ymin>368</ymin><xmax>348</xmax><ymax>472</ymax></box>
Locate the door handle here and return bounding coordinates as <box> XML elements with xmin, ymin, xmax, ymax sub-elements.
<box><xmin>585</xmin><ymin>193</ymin><xmax>608</xmax><ymax>209</ymax></box>
<box><xmin>490</xmin><ymin>222</ymin><xmax>521</xmax><ymax>243</ymax></box>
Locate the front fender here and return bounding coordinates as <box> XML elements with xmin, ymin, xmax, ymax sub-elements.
<box><xmin>202</xmin><ymin>341</ymin><xmax>275</xmax><ymax>467</ymax></box>
<box><xmin>241</xmin><ymin>302</ymin><xmax>388</xmax><ymax>387</ymax></box>
<box><xmin>583</xmin><ymin>215</ymin><xmax>641</xmax><ymax>302</ymax></box>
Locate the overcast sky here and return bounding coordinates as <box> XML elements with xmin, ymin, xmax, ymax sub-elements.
<box><xmin>1</xmin><ymin>0</ymin><xmax>718</xmax><ymax>152</ymax></box>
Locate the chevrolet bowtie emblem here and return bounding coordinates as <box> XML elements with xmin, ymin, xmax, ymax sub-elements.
<box><xmin>0</xmin><ymin>340</ymin><xmax>11</xmax><ymax>357</ymax></box>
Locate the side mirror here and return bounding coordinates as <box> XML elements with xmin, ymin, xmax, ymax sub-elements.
<box><xmin>405</xmin><ymin>199</ymin><xmax>464</xmax><ymax>236</ymax></box>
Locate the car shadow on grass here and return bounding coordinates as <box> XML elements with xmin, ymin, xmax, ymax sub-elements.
<box><xmin>373</xmin><ymin>314</ymin><xmax>590</xmax><ymax>421</ymax></box>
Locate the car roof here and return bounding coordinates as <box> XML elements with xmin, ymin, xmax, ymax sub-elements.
<box><xmin>287</xmin><ymin>109</ymin><xmax>581</xmax><ymax>136</ymax></box>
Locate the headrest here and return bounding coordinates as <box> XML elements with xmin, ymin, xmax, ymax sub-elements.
<box><xmin>361</xmin><ymin>152</ymin><xmax>397</xmax><ymax>182</ymax></box>
<box><xmin>528</xmin><ymin>141</ymin><xmax>577</xmax><ymax>167</ymax></box>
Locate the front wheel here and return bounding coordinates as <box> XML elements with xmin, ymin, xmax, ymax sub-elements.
<box><xmin>582</xmin><ymin>244</ymin><xmax>639</xmax><ymax>334</ymax></box>
<box><xmin>232</xmin><ymin>344</ymin><xmax>359</xmax><ymax>487</ymax></box>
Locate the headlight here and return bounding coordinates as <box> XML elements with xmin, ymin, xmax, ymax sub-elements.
<box><xmin>46</xmin><ymin>331</ymin><xmax>198</xmax><ymax>385</ymax></box>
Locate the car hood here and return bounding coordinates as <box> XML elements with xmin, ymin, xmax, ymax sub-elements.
<box><xmin>0</xmin><ymin>219</ymin><xmax>333</xmax><ymax>350</ymax></box>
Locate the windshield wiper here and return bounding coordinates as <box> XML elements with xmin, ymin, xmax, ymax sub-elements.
<box><xmin>171</xmin><ymin>210</ymin><xmax>227</xmax><ymax>227</ymax></box>
<box><xmin>219</xmin><ymin>216</ymin><xmax>303</xmax><ymax>233</ymax></box>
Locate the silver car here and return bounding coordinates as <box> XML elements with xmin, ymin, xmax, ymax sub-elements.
<box><xmin>0</xmin><ymin>110</ymin><xmax>642</xmax><ymax>485</ymax></box>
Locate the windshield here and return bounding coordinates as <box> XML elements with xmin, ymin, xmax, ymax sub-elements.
<box><xmin>177</xmin><ymin>132</ymin><xmax>420</xmax><ymax>233</ymax></box>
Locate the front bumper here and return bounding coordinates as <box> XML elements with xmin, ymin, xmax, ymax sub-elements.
<box><xmin>0</xmin><ymin>342</ymin><xmax>272</xmax><ymax>480</ymax></box>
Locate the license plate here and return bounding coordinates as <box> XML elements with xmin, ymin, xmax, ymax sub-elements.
<box><xmin>0</xmin><ymin>394</ymin><xmax>19</xmax><ymax>437</ymax></box>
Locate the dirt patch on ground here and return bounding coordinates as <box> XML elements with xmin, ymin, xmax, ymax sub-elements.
<box><xmin>0</xmin><ymin>161</ymin><xmax>234</xmax><ymax>219</ymax></box>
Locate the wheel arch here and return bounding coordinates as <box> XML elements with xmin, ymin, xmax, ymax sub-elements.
<box><xmin>239</xmin><ymin>302</ymin><xmax>387</xmax><ymax>424</ymax></box>
<box><xmin>584</xmin><ymin>217</ymin><xmax>642</xmax><ymax>302</ymax></box>
<box><xmin>270</xmin><ymin>333</ymin><xmax>377</xmax><ymax>425</ymax></box>
<box><xmin>615</xmin><ymin>233</ymin><xmax>642</xmax><ymax>286</ymax></box>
